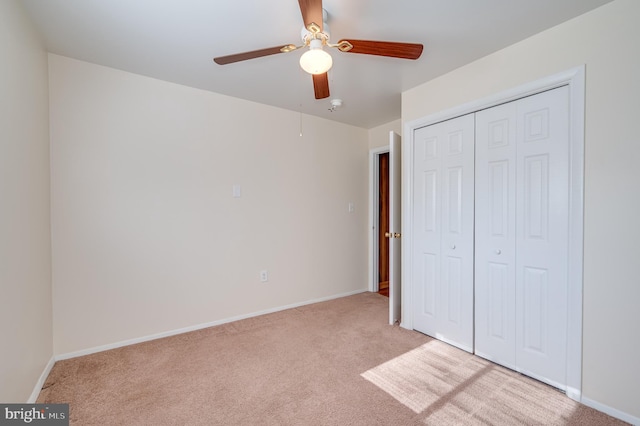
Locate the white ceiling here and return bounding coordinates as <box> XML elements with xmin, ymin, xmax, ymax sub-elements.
<box><xmin>22</xmin><ymin>0</ymin><xmax>613</xmax><ymax>129</ymax></box>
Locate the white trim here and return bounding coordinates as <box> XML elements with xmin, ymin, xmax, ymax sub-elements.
<box><xmin>581</xmin><ymin>397</ymin><xmax>640</xmax><ymax>425</ymax></box>
<box><xmin>27</xmin><ymin>356</ymin><xmax>55</xmax><ymax>403</ymax></box>
<box><xmin>565</xmin><ymin>66</ymin><xmax>585</xmax><ymax>403</ymax></box>
<box><xmin>404</xmin><ymin>67</ymin><xmax>584</xmax><ymax>132</ymax></box>
<box><xmin>565</xmin><ymin>386</ymin><xmax>581</xmax><ymax>403</ymax></box>
<box><xmin>55</xmin><ymin>289</ymin><xmax>367</xmax><ymax>361</ymax></box>
<box><xmin>402</xmin><ymin>66</ymin><xmax>585</xmax><ymax>396</ymax></box>
<box><xmin>369</xmin><ymin>146</ymin><xmax>389</xmax><ymax>293</ymax></box>
<box><xmin>400</xmin><ymin>120</ymin><xmax>413</xmax><ymax>331</ymax></box>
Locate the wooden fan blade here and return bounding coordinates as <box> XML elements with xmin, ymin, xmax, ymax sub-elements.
<box><xmin>214</xmin><ymin>45</ymin><xmax>290</xmax><ymax>65</ymax></box>
<box><xmin>338</xmin><ymin>39</ymin><xmax>423</xmax><ymax>60</ymax></box>
<box><xmin>298</xmin><ymin>0</ymin><xmax>323</xmax><ymax>32</ymax></box>
<box><xmin>312</xmin><ymin>73</ymin><xmax>330</xmax><ymax>99</ymax></box>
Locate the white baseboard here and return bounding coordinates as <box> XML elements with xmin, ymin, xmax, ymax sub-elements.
<box><xmin>581</xmin><ymin>396</ymin><xmax>639</xmax><ymax>425</ymax></box>
<box><xmin>27</xmin><ymin>355</ymin><xmax>55</xmax><ymax>403</ymax></box>
<box><xmin>565</xmin><ymin>386</ymin><xmax>581</xmax><ymax>402</ymax></box>
<box><xmin>56</xmin><ymin>289</ymin><xmax>368</xmax><ymax>361</ymax></box>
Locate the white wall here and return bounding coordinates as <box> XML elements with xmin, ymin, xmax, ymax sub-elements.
<box><xmin>368</xmin><ymin>119</ymin><xmax>401</xmax><ymax>150</ymax></box>
<box><xmin>403</xmin><ymin>0</ymin><xmax>640</xmax><ymax>420</ymax></box>
<box><xmin>49</xmin><ymin>55</ymin><xmax>369</xmax><ymax>355</ymax></box>
<box><xmin>0</xmin><ymin>0</ymin><xmax>53</xmax><ymax>402</ymax></box>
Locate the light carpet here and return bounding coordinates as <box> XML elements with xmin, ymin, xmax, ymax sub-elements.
<box><xmin>38</xmin><ymin>292</ymin><xmax>627</xmax><ymax>425</ymax></box>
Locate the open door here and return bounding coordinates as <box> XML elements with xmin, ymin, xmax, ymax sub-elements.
<box><xmin>389</xmin><ymin>131</ymin><xmax>401</xmax><ymax>324</ymax></box>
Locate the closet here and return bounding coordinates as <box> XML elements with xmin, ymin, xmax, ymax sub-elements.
<box><xmin>411</xmin><ymin>86</ymin><xmax>570</xmax><ymax>389</ymax></box>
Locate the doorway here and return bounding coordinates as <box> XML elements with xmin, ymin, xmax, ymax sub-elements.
<box><xmin>369</xmin><ymin>147</ymin><xmax>389</xmax><ymax>296</ymax></box>
<box><xmin>370</xmin><ymin>133</ymin><xmax>402</xmax><ymax>324</ymax></box>
<box><xmin>378</xmin><ymin>153</ymin><xmax>390</xmax><ymax>297</ymax></box>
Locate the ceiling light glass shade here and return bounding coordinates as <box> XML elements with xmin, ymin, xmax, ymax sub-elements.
<box><xmin>299</xmin><ymin>40</ymin><xmax>333</xmax><ymax>75</ymax></box>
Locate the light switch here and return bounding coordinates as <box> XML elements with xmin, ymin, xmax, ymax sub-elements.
<box><xmin>232</xmin><ymin>184</ymin><xmax>241</xmax><ymax>198</ymax></box>
<box><xmin>348</xmin><ymin>202</ymin><xmax>354</xmax><ymax>213</ymax></box>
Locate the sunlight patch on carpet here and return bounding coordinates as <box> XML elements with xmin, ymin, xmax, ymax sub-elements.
<box><xmin>361</xmin><ymin>340</ymin><xmax>480</xmax><ymax>413</ymax></box>
<box><xmin>361</xmin><ymin>339</ymin><xmax>587</xmax><ymax>425</ymax></box>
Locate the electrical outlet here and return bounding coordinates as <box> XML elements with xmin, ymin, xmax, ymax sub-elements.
<box><xmin>260</xmin><ymin>270</ymin><xmax>268</xmax><ymax>282</ymax></box>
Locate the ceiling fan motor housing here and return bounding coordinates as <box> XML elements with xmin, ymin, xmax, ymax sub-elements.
<box><xmin>301</xmin><ymin>22</ymin><xmax>330</xmax><ymax>43</ymax></box>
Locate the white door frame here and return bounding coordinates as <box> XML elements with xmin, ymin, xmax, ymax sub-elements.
<box><xmin>402</xmin><ymin>66</ymin><xmax>585</xmax><ymax>402</ymax></box>
<box><xmin>369</xmin><ymin>146</ymin><xmax>389</xmax><ymax>293</ymax></box>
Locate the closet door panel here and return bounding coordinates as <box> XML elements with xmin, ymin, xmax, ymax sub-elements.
<box><xmin>412</xmin><ymin>130</ymin><xmax>442</xmax><ymax>337</ymax></box>
<box><xmin>440</xmin><ymin>117</ymin><xmax>475</xmax><ymax>349</ymax></box>
<box><xmin>413</xmin><ymin>114</ymin><xmax>474</xmax><ymax>351</ymax></box>
<box><xmin>476</xmin><ymin>86</ymin><xmax>570</xmax><ymax>390</ymax></box>
<box><xmin>515</xmin><ymin>86</ymin><xmax>570</xmax><ymax>387</ymax></box>
<box><xmin>475</xmin><ymin>101</ymin><xmax>517</xmax><ymax>369</ymax></box>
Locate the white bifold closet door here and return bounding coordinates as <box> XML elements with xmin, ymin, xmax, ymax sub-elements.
<box><xmin>475</xmin><ymin>86</ymin><xmax>570</xmax><ymax>389</ymax></box>
<box><xmin>412</xmin><ymin>114</ymin><xmax>475</xmax><ymax>352</ymax></box>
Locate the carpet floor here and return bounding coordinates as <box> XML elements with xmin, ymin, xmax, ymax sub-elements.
<box><xmin>38</xmin><ymin>292</ymin><xmax>627</xmax><ymax>425</ymax></box>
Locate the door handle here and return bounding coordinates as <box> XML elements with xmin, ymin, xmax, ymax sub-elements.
<box><xmin>394</xmin><ymin>233</ymin><xmax>401</xmax><ymax>239</ymax></box>
<box><xmin>385</xmin><ymin>232</ymin><xmax>391</xmax><ymax>238</ymax></box>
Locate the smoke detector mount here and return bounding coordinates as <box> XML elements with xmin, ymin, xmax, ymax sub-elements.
<box><xmin>329</xmin><ymin>98</ymin><xmax>343</xmax><ymax>112</ymax></box>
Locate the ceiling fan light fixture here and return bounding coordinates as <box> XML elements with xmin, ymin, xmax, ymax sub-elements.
<box><xmin>299</xmin><ymin>39</ymin><xmax>332</xmax><ymax>75</ymax></box>
<box><xmin>212</xmin><ymin>3</ymin><xmax>424</xmax><ymax>101</ymax></box>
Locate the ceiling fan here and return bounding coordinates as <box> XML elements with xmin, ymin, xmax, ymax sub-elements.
<box><xmin>213</xmin><ymin>0</ymin><xmax>424</xmax><ymax>100</ymax></box>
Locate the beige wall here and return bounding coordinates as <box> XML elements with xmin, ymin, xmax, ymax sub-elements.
<box><xmin>49</xmin><ymin>55</ymin><xmax>369</xmax><ymax>355</ymax></box>
<box><xmin>0</xmin><ymin>0</ymin><xmax>53</xmax><ymax>402</ymax></box>
<box><xmin>368</xmin><ymin>119</ymin><xmax>402</xmax><ymax>150</ymax></box>
<box><xmin>403</xmin><ymin>0</ymin><xmax>640</xmax><ymax>420</ymax></box>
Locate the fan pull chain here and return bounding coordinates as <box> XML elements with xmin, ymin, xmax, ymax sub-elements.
<box><xmin>299</xmin><ymin>109</ymin><xmax>303</xmax><ymax>137</ymax></box>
